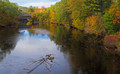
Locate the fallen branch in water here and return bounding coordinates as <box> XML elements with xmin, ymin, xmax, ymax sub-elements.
<box><xmin>24</xmin><ymin>54</ymin><xmax>54</xmax><ymax>73</ymax></box>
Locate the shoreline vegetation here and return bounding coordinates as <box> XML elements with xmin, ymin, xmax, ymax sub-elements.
<box><xmin>0</xmin><ymin>0</ymin><xmax>120</xmax><ymax>54</ymax></box>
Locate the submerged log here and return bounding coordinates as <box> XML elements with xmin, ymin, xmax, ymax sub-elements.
<box><xmin>24</xmin><ymin>54</ymin><xmax>54</xmax><ymax>73</ymax></box>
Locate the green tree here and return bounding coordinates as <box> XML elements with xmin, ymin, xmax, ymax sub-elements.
<box><xmin>54</xmin><ymin>0</ymin><xmax>72</xmax><ymax>24</ymax></box>
<box><xmin>0</xmin><ymin>0</ymin><xmax>19</xmax><ymax>26</ymax></box>
<box><xmin>104</xmin><ymin>1</ymin><xmax>120</xmax><ymax>34</ymax></box>
<box><xmin>85</xmin><ymin>0</ymin><xmax>112</xmax><ymax>15</ymax></box>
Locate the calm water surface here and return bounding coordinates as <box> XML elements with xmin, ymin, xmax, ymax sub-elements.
<box><xmin>0</xmin><ymin>24</ymin><xmax>120</xmax><ymax>74</ymax></box>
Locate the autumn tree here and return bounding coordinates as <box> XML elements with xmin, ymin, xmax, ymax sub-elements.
<box><xmin>104</xmin><ymin>2</ymin><xmax>120</xmax><ymax>34</ymax></box>
<box><xmin>0</xmin><ymin>0</ymin><xmax>19</xmax><ymax>26</ymax></box>
<box><xmin>67</xmin><ymin>0</ymin><xmax>87</xmax><ymax>29</ymax></box>
<box><xmin>54</xmin><ymin>0</ymin><xmax>72</xmax><ymax>24</ymax></box>
<box><xmin>84</xmin><ymin>0</ymin><xmax>112</xmax><ymax>15</ymax></box>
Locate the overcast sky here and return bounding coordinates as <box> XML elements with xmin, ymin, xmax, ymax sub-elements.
<box><xmin>9</xmin><ymin>0</ymin><xmax>60</xmax><ymax>8</ymax></box>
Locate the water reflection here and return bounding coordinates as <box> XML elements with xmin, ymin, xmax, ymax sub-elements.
<box><xmin>0</xmin><ymin>28</ymin><xmax>72</xmax><ymax>74</ymax></box>
<box><xmin>0</xmin><ymin>24</ymin><xmax>120</xmax><ymax>74</ymax></box>
<box><xmin>50</xmin><ymin>25</ymin><xmax>120</xmax><ymax>74</ymax></box>
<box><xmin>19</xmin><ymin>29</ymin><xmax>50</xmax><ymax>39</ymax></box>
<box><xmin>0</xmin><ymin>28</ymin><xmax>19</xmax><ymax>61</ymax></box>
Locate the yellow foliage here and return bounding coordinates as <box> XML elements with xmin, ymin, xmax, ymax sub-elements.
<box><xmin>26</xmin><ymin>22</ymin><xmax>31</xmax><ymax>25</ymax></box>
<box><xmin>72</xmin><ymin>19</ymin><xmax>84</xmax><ymax>30</ymax></box>
<box><xmin>50</xmin><ymin>11</ymin><xmax>55</xmax><ymax>23</ymax></box>
<box><xmin>0</xmin><ymin>13</ymin><xmax>15</xmax><ymax>26</ymax></box>
<box><xmin>50</xmin><ymin>24</ymin><xmax>55</xmax><ymax>36</ymax></box>
<box><xmin>85</xmin><ymin>15</ymin><xmax>101</xmax><ymax>34</ymax></box>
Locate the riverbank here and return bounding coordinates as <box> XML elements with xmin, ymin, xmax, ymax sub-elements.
<box><xmin>34</xmin><ymin>22</ymin><xmax>120</xmax><ymax>56</ymax></box>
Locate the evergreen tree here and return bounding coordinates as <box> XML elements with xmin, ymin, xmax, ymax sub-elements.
<box><xmin>85</xmin><ymin>0</ymin><xmax>112</xmax><ymax>15</ymax></box>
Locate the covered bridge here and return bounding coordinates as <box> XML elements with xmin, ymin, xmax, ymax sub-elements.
<box><xmin>19</xmin><ymin>14</ymin><xmax>31</xmax><ymax>21</ymax></box>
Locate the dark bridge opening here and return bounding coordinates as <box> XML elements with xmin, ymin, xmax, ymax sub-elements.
<box><xmin>18</xmin><ymin>14</ymin><xmax>31</xmax><ymax>22</ymax></box>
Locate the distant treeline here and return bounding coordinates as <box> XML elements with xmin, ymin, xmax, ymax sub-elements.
<box><xmin>28</xmin><ymin>0</ymin><xmax>120</xmax><ymax>35</ymax></box>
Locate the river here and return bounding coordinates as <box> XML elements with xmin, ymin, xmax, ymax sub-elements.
<box><xmin>0</xmin><ymin>24</ymin><xmax>120</xmax><ymax>74</ymax></box>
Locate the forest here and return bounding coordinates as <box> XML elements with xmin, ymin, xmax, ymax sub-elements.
<box><xmin>24</xmin><ymin>0</ymin><xmax>120</xmax><ymax>35</ymax></box>
<box><xmin>1</xmin><ymin>0</ymin><xmax>120</xmax><ymax>35</ymax></box>
<box><xmin>25</xmin><ymin>0</ymin><xmax>120</xmax><ymax>49</ymax></box>
<box><xmin>1</xmin><ymin>0</ymin><xmax>120</xmax><ymax>73</ymax></box>
<box><xmin>0</xmin><ymin>0</ymin><xmax>120</xmax><ymax>46</ymax></box>
<box><xmin>0</xmin><ymin>0</ymin><xmax>19</xmax><ymax>27</ymax></box>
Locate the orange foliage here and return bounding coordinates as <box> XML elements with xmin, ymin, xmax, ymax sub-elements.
<box><xmin>50</xmin><ymin>24</ymin><xmax>54</xmax><ymax>36</ymax></box>
<box><xmin>26</xmin><ymin>22</ymin><xmax>31</xmax><ymax>25</ymax></box>
<box><xmin>85</xmin><ymin>15</ymin><xmax>100</xmax><ymax>34</ymax></box>
<box><xmin>30</xmin><ymin>9</ymin><xmax>40</xmax><ymax>16</ymax></box>
<box><xmin>35</xmin><ymin>9</ymin><xmax>41</xmax><ymax>13</ymax></box>
<box><xmin>50</xmin><ymin>11</ymin><xmax>55</xmax><ymax>23</ymax></box>
<box><xmin>29</xmin><ymin>7</ymin><xmax>45</xmax><ymax>18</ymax></box>
<box><xmin>113</xmin><ymin>13</ymin><xmax>120</xmax><ymax>24</ymax></box>
<box><xmin>108</xmin><ymin>7</ymin><xmax>120</xmax><ymax>25</ymax></box>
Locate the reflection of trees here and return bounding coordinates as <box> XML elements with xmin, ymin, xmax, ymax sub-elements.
<box><xmin>0</xmin><ymin>28</ymin><xmax>19</xmax><ymax>61</ymax></box>
<box><xmin>27</xmin><ymin>28</ymin><xmax>50</xmax><ymax>37</ymax></box>
<box><xmin>50</xmin><ymin>26</ymin><xmax>120</xmax><ymax>74</ymax></box>
<box><xmin>53</xmin><ymin>26</ymin><xmax>72</xmax><ymax>48</ymax></box>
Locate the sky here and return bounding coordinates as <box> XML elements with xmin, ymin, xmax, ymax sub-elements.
<box><xmin>9</xmin><ymin>0</ymin><xmax>60</xmax><ymax>8</ymax></box>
